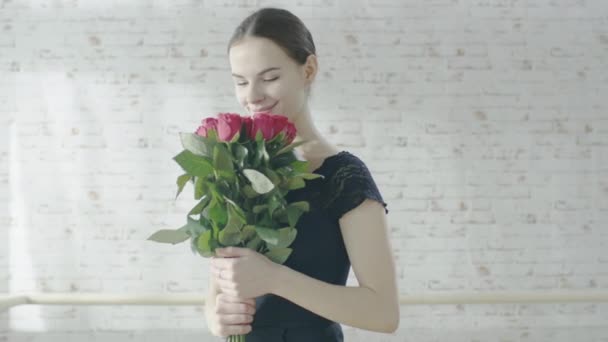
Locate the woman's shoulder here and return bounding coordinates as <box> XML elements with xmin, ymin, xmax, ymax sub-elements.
<box><xmin>319</xmin><ymin>150</ymin><xmax>389</xmax><ymax>220</ymax></box>
<box><xmin>319</xmin><ymin>150</ymin><xmax>369</xmax><ymax>175</ymax></box>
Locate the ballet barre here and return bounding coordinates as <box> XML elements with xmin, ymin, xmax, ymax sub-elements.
<box><xmin>1</xmin><ymin>290</ymin><xmax>607</xmax><ymax>312</ymax></box>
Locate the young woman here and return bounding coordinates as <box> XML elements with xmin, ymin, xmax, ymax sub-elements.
<box><xmin>205</xmin><ymin>7</ymin><xmax>399</xmax><ymax>341</ymax></box>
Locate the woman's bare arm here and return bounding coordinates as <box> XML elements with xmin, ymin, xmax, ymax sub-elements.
<box><xmin>271</xmin><ymin>199</ymin><xmax>400</xmax><ymax>333</ymax></box>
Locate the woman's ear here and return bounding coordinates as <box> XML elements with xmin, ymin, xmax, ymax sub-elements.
<box><xmin>303</xmin><ymin>54</ymin><xmax>318</xmax><ymax>83</ymax></box>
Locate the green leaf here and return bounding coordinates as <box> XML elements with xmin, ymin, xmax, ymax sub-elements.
<box><xmin>286</xmin><ymin>201</ymin><xmax>310</xmax><ymax>227</ymax></box>
<box><xmin>176</xmin><ymin>173</ymin><xmax>192</xmax><ymax>199</ymax></box>
<box><xmin>254</xmin><ymin>226</ymin><xmax>280</xmax><ymax>245</ymax></box>
<box><xmin>286</xmin><ymin>177</ymin><xmax>305</xmax><ymax>190</ymax></box>
<box><xmin>298</xmin><ymin>172</ymin><xmax>324</xmax><ymax>180</ymax></box>
<box><xmin>250</xmin><ymin>132</ymin><xmax>264</xmax><ymax>167</ymax></box>
<box><xmin>208</xmin><ymin>197</ymin><xmax>228</xmax><ymax>227</ymax></box>
<box><xmin>188</xmin><ymin>195</ymin><xmax>211</xmax><ymax>216</ymax></box>
<box><xmin>233</xmin><ymin>144</ymin><xmax>248</xmax><ymax>168</ymax></box>
<box><xmin>243</xmin><ymin>169</ymin><xmax>275</xmax><ymax>194</ymax></box>
<box><xmin>266</xmin><ymin>133</ymin><xmax>286</xmax><ymax>155</ymax></box>
<box><xmin>219</xmin><ymin>205</ymin><xmax>244</xmax><ymax>247</ymax></box>
<box><xmin>242</xmin><ymin>225</ymin><xmax>257</xmax><ymax>241</ymax></box>
<box><xmin>275</xmin><ymin>227</ymin><xmax>297</xmax><ymax>248</ymax></box>
<box><xmin>190</xmin><ymin>235</ymin><xmax>198</xmax><ymax>255</ymax></box>
<box><xmin>180</xmin><ymin>215</ymin><xmax>208</xmax><ymax>236</ymax></box>
<box><xmin>268</xmin><ymin>131</ymin><xmax>286</xmax><ymax>146</ymax></box>
<box><xmin>275</xmin><ymin>167</ymin><xmax>288</xmax><ymax>177</ymax></box>
<box><xmin>179</xmin><ymin>132</ymin><xmax>213</xmax><ymax>157</ymax></box>
<box><xmin>245</xmin><ymin>235</ymin><xmax>263</xmax><ymax>251</ymax></box>
<box><xmin>291</xmin><ymin>160</ymin><xmax>308</xmax><ymax>173</ymax></box>
<box><xmin>215</xmin><ymin>179</ymin><xmax>232</xmax><ymax>198</ymax></box>
<box><xmin>196</xmin><ymin>230</ymin><xmax>216</xmax><ymax>257</ymax></box>
<box><xmin>194</xmin><ymin>176</ymin><xmax>206</xmax><ymax>200</ymax></box>
<box><xmin>268</xmin><ymin>195</ymin><xmax>282</xmax><ymax>216</ymax></box>
<box><xmin>261</xmin><ymin>147</ymin><xmax>270</xmax><ymax>165</ymax></box>
<box><xmin>289</xmin><ymin>201</ymin><xmax>310</xmax><ymax>212</ymax></box>
<box><xmin>263</xmin><ymin>168</ymin><xmax>281</xmax><ymax>185</ymax></box>
<box><xmin>253</xmin><ymin>204</ymin><xmax>268</xmax><ymax>214</ymax></box>
<box><xmin>242</xmin><ymin>184</ymin><xmax>260</xmax><ymax>199</ymax></box>
<box><xmin>147</xmin><ymin>229</ymin><xmax>190</xmax><ymax>244</ymax></box>
<box><xmin>264</xmin><ymin>247</ymin><xmax>292</xmax><ymax>264</ymax></box>
<box><xmin>173</xmin><ymin>150</ymin><xmax>214</xmax><ymax>178</ymax></box>
<box><xmin>274</xmin><ymin>208</ymin><xmax>289</xmax><ymax>224</ymax></box>
<box><xmin>199</xmin><ymin>214</ymin><xmax>212</xmax><ymax>230</ymax></box>
<box><xmin>257</xmin><ymin>139</ymin><xmax>269</xmax><ymax>164</ymax></box>
<box><xmin>229</xmin><ymin>131</ymin><xmax>241</xmax><ymax>143</ymax></box>
<box><xmin>224</xmin><ymin>197</ymin><xmax>246</xmax><ymax>224</ymax></box>
<box><xmin>213</xmin><ymin>144</ymin><xmax>234</xmax><ymax>173</ymax></box>
<box><xmin>271</xmin><ymin>152</ymin><xmax>297</xmax><ymax>169</ymax></box>
<box><xmin>207</xmin><ymin>129</ymin><xmax>219</xmax><ymax>141</ymax></box>
<box><xmin>206</xmin><ymin>182</ymin><xmax>222</xmax><ymax>201</ymax></box>
<box><xmin>224</xmin><ymin>210</ymin><xmax>243</xmax><ymax>232</ymax></box>
<box><xmin>257</xmin><ymin>214</ymin><xmax>273</xmax><ymax>228</ymax></box>
<box><xmin>276</xmin><ymin>140</ymin><xmax>309</xmax><ymax>156</ymax></box>
<box><xmin>218</xmin><ymin>229</ymin><xmax>242</xmax><ymax>246</ymax></box>
<box><xmin>287</xmin><ymin>206</ymin><xmax>304</xmax><ymax>227</ymax></box>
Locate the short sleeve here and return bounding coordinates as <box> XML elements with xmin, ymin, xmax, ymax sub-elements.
<box><xmin>323</xmin><ymin>153</ymin><xmax>389</xmax><ymax>221</ymax></box>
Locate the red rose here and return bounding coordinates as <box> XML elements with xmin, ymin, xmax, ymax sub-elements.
<box><xmin>248</xmin><ymin>113</ymin><xmax>297</xmax><ymax>144</ymax></box>
<box><xmin>249</xmin><ymin>113</ymin><xmax>276</xmax><ymax>141</ymax></box>
<box><xmin>271</xmin><ymin>115</ymin><xmax>289</xmax><ymax>133</ymax></box>
<box><xmin>243</xmin><ymin>116</ymin><xmax>253</xmax><ymax>139</ymax></box>
<box><xmin>270</xmin><ymin>115</ymin><xmax>297</xmax><ymax>144</ymax></box>
<box><xmin>217</xmin><ymin>113</ymin><xmax>243</xmax><ymax>142</ymax></box>
<box><xmin>195</xmin><ymin>117</ymin><xmax>218</xmax><ymax>138</ymax></box>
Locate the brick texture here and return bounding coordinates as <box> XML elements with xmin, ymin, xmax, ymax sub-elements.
<box><xmin>1</xmin><ymin>0</ymin><xmax>607</xmax><ymax>341</ymax></box>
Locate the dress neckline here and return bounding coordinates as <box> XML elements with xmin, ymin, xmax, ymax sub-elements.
<box><xmin>311</xmin><ymin>150</ymin><xmax>349</xmax><ymax>173</ymax></box>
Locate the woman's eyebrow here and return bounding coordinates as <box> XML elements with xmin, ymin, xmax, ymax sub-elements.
<box><xmin>231</xmin><ymin>67</ymin><xmax>281</xmax><ymax>78</ymax></box>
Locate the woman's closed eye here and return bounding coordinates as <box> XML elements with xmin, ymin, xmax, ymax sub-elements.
<box><xmin>236</xmin><ymin>77</ymin><xmax>279</xmax><ymax>86</ymax></box>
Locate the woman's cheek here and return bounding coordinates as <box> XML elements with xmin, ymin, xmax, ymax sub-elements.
<box><xmin>271</xmin><ymin>78</ymin><xmax>289</xmax><ymax>94</ymax></box>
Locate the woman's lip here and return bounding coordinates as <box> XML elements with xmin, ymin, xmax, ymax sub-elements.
<box><xmin>252</xmin><ymin>102</ymin><xmax>277</xmax><ymax>113</ymax></box>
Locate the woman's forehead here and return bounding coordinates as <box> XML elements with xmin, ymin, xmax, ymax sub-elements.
<box><xmin>229</xmin><ymin>37</ymin><xmax>291</xmax><ymax>71</ymax></box>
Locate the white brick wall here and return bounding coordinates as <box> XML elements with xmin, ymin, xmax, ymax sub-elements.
<box><xmin>1</xmin><ymin>0</ymin><xmax>608</xmax><ymax>341</ymax></box>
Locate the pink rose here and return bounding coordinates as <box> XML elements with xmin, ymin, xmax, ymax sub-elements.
<box><xmin>217</xmin><ymin>113</ymin><xmax>243</xmax><ymax>142</ymax></box>
<box><xmin>195</xmin><ymin>117</ymin><xmax>218</xmax><ymax>138</ymax></box>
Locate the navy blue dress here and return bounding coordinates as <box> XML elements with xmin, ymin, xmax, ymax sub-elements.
<box><xmin>243</xmin><ymin>150</ymin><xmax>389</xmax><ymax>342</ymax></box>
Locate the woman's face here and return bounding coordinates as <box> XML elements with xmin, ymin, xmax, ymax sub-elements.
<box><xmin>228</xmin><ymin>36</ymin><xmax>314</xmax><ymax>121</ymax></box>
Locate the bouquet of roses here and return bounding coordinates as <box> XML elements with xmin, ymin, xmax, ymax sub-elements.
<box><xmin>147</xmin><ymin>112</ymin><xmax>322</xmax><ymax>342</ymax></box>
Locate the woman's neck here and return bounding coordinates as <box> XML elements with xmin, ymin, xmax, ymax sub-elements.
<box><xmin>290</xmin><ymin>109</ymin><xmax>340</xmax><ymax>170</ymax></box>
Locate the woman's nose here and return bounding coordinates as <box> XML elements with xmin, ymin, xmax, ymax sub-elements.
<box><xmin>246</xmin><ymin>84</ymin><xmax>265</xmax><ymax>104</ymax></box>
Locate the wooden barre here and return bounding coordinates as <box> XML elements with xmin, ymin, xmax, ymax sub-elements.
<box><xmin>2</xmin><ymin>291</ymin><xmax>607</xmax><ymax>312</ymax></box>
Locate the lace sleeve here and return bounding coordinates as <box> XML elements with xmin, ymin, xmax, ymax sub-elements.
<box><xmin>323</xmin><ymin>153</ymin><xmax>389</xmax><ymax>221</ymax></box>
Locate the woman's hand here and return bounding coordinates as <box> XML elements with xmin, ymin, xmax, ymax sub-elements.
<box><xmin>210</xmin><ymin>247</ymin><xmax>281</xmax><ymax>299</ymax></box>
<box><xmin>209</xmin><ymin>293</ymin><xmax>255</xmax><ymax>337</ymax></box>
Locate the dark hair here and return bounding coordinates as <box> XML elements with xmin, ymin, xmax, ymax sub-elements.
<box><xmin>227</xmin><ymin>7</ymin><xmax>316</xmax><ymax>65</ymax></box>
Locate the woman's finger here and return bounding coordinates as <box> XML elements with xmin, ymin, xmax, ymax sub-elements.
<box><xmin>215</xmin><ymin>277</ymin><xmax>236</xmax><ymax>290</ymax></box>
<box><xmin>217</xmin><ymin>293</ymin><xmax>256</xmax><ymax>311</ymax></box>
<box><xmin>242</xmin><ymin>298</ymin><xmax>256</xmax><ymax>307</ymax></box>
<box><xmin>217</xmin><ymin>302</ymin><xmax>256</xmax><ymax>316</ymax></box>
<box><xmin>216</xmin><ymin>323</ymin><xmax>252</xmax><ymax>338</ymax></box>
<box><xmin>217</xmin><ymin>313</ymin><xmax>254</xmax><ymax>325</ymax></box>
